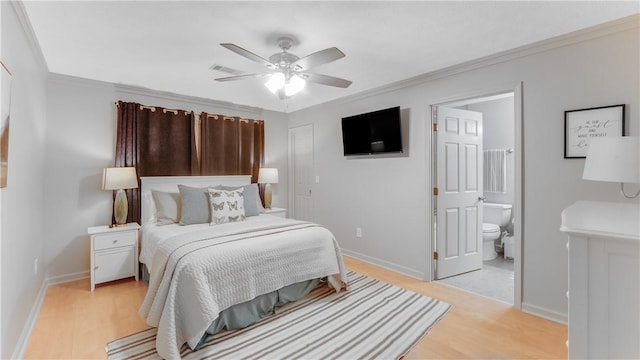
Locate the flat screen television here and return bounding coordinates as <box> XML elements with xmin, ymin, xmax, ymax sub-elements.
<box><xmin>341</xmin><ymin>106</ymin><xmax>402</xmax><ymax>155</ymax></box>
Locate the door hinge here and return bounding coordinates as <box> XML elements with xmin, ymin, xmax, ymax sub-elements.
<box><xmin>433</xmin><ymin>123</ymin><xmax>438</xmax><ymax>132</ymax></box>
<box><xmin>433</xmin><ymin>251</ymin><xmax>439</xmax><ymax>260</ymax></box>
<box><xmin>433</xmin><ymin>187</ymin><xmax>439</xmax><ymax>196</ymax></box>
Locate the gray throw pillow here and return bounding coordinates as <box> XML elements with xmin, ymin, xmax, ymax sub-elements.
<box><xmin>178</xmin><ymin>185</ymin><xmax>216</xmax><ymax>225</ymax></box>
<box><xmin>219</xmin><ymin>183</ymin><xmax>262</xmax><ymax>216</ymax></box>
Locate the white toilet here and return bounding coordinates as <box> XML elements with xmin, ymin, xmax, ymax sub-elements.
<box><xmin>482</xmin><ymin>203</ymin><xmax>512</xmax><ymax>261</ymax></box>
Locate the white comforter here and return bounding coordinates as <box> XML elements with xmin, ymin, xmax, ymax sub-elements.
<box><xmin>138</xmin><ymin>215</ymin><xmax>347</xmax><ymax>359</ymax></box>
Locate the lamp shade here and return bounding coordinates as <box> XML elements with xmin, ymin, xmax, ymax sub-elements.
<box><xmin>265</xmin><ymin>73</ymin><xmax>285</xmax><ymax>94</ymax></box>
<box><xmin>102</xmin><ymin>167</ymin><xmax>138</xmax><ymax>190</ymax></box>
<box><xmin>258</xmin><ymin>168</ymin><xmax>279</xmax><ymax>184</ymax></box>
<box><xmin>264</xmin><ymin>73</ymin><xmax>306</xmax><ymax>97</ymax></box>
<box><xmin>583</xmin><ymin>136</ymin><xmax>639</xmax><ymax>183</ymax></box>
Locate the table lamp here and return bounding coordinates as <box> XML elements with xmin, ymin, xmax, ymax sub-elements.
<box><xmin>102</xmin><ymin>167</ymin><xmax>138</xmax><ymax>226</ymax></box>
<box><xmin>258</xmin><ymin>168</ymin><xmax>279</xmax><ymax>209</ymax></box>
<box><xmin>583</xmin><ymin>136</ymin><xmax>639</xmax><ymax>199</ymax></box>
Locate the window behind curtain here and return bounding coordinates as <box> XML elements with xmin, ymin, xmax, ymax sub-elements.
<box><xmin>115</xmin><ymin>101</ymin><xmax>198</xmax><ymax>224</ymax></box>
<box><xmin>114</xmin><ymin>103</ymin><xmax>265</xmax><ymax>223</ymax></box>
<box><xmin>199</xmin><ymin>113</ymin><xmax>264</xmax><ymax>183</ymax></box>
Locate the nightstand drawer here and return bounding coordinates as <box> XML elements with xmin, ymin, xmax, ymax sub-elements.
<box><xmin>94</xmin><ymin>247</ymin><xmax>135</xmax><ymax>283</ymax></box>
<box><xmin>93</xmin><ymin>231</ymin><xmax>136</xmax><ymax>251</ymax></box>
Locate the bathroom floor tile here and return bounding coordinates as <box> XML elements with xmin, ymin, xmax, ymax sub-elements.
<box><xmin>437</xmin><ymin>256</ymin><xmax>514</xmax><ymax>304</ymax></box>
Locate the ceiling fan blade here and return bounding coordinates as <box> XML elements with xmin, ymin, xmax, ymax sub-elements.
<box><xmin>301</xmin><ymin>73</ymin><xmax>352</xmax><ymax>88</ymax></box>
<box><xmin>292</xmin><ymin>47</ymin><xmax>345</xmax><ymax>71</ymax></box>
<box><xmin>220</xmin><ymin>43</ymin><xmax>274</xmax><ymax>67</ymax></box>
<box><xmin>214</xmin><ymin>73</ymin><xmax>264</xmax><ymax>82</ymax></box>
<box><xmin>209</xmin><ymin>64</ymin><xmax>245</xmax><ymax>76</ymax></box>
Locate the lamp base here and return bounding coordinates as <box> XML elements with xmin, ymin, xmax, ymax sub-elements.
<box><xmin>264</xmin><ymin>183</ymin><xmax>272</xmax><ymax>209</ymax></box>
<box><xmin>113</xmin><ymin>189</ymin><xmax>129</xmax><ymax>226</ymax></box>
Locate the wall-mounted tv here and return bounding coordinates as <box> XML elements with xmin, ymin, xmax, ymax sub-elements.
<box><xmin>341</xmin><ymin>106</ymin><xmax>402</xmax><ymax>156</ymax></box>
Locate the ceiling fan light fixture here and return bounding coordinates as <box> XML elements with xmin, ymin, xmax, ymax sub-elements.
<box><xmin>218</xmin><ymin>38</ymin><xmax>351</xmax><ymax>99</ymax></box>
<box><xmin>284</xmin><ymin>74</ymin><xmax>306</xmax><ymax>96</ymax></box>
<box><xmin>264</xmin><ymin>72</ymin><xmax>285</xmax><ymax>93</ymax></box>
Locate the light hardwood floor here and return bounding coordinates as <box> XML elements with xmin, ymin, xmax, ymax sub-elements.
<box><xmin>24</xmin><ymin>257</ymin><xmax>567</xmax><ymax>359</ymax></box>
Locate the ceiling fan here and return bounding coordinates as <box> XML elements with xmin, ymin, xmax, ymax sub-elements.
<box><xmin>213</xmin><ymin>37</ymin><xmax>352</xmax><ymax>98</ymax></box>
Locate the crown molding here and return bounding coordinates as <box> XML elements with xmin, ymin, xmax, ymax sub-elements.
<box><xmin>114</xmin><ymin>83</ymin><xmax>266</xmax><ymax>115</ymax></box>
<box><xmin>47</xmin><ymin>73</ymin><xmax>267</xmax><ymax>116</ymax></box>
<box><xmin>48</xmin><ymin>72</ymin><xmax>116</xmax><ymax>90</ymax></box>
<box><xmin>293</xmin><ymin>13</ymin><xmax>640</xmax><ymax>114</ymax></box>
<box><xmin>10</xmin><ymin>0</ymin><xmax>49</xmax><ymax>72</ymax></box>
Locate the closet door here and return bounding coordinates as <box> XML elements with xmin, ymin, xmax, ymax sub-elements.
<box><xmin>288</xmin><ymin>124</ymin><xmax>314</xmax><ymax>220</ymax></box>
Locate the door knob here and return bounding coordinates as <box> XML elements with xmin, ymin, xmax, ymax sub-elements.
<box><xmin>478</xmin><ymin>196</ymin><xmax>486</xmax><ymax>201</ymax></box>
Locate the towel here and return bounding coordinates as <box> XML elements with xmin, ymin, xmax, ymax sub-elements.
<box><xmin>484</xmin><ymin>149</ymin><xmax>507</xmax><ymax>193</ymax></box>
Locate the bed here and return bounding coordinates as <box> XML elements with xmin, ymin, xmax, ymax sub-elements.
<box><xmin>137</xmin><ymin>175</ymin><xmax>347</xmax><ymax>359</ymax></box>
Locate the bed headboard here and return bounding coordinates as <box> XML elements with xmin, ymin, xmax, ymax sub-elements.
<box><xmin>140</xmin><ymin>175</ymin><xmax>252</xmax><ymax>225</ymax></box>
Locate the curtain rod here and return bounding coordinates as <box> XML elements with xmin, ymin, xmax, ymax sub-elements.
<box><xmin>114</xmin><ymin>102</ymin><xmax>179</xmax><ymax>114</ymax></box>
<box><xmin>114</xmin><ymin>102</ymin><xmax>263</xmax><ymax>123</ymax></box>
<box><xmin>195</xmin><ymin>113</ymin><xmax>262</xmax><ymax>123</ymax></box>
<box><xmin>139</xmin><ymin>105</ymin><xmax>179</xmax><ymax>114</ymax></box>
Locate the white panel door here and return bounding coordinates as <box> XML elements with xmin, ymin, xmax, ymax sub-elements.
<box><xmin>288</xmin><ymin>124</ymin><xmax>314</xmax><ymax>221</ymax></box>
<box><xmin>435</xmin><ymin>107</ymin><xmax>483</xmax><ymax>279</ymax></box>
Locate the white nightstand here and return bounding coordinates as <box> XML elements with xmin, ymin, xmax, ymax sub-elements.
<box><xmin>88</xmin><ymin>223</ymin><xmax>140</xmax><ymax>291</ymax></box>
<box><xmin>264</xmin><ymin>207</ymin><xmax>287</xmax><ymax>218</ymax></box>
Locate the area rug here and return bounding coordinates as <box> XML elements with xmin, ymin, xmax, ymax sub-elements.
<box><xmin>106</xmin><ymin>271</ymin><xmax>451</xmax><ymax>360</ymax></box>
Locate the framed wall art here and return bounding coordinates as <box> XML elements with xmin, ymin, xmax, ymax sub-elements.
<box><xmin>564</xmin><ymin>104</ymin><xmax>625</xmax><ymax>159</ymax></box>
<box><xmin>1</xmin><ymin>61</ymin><xmax>12</xmax><ymax>188</ymax></box>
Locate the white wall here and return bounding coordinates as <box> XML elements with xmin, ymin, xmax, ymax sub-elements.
<box><xmin>1</xmin><ymin>2</ymin><xmax>48</xmax><ymax>358</ymax></box>
<box><xmin>43</xmin><ymin>76</ymin><xmax>288</xmax><ymax>279</ymax></box>
<box><xmin>288</xmin><ymin>18</ymin><xmax>639</xmax><ymax>321</ymax></box>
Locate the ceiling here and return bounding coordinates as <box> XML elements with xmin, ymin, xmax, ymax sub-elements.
<box><xmin>21</xmin><ymin>1</ymin><xmax>639</xmax><ymax>113</ymax></box>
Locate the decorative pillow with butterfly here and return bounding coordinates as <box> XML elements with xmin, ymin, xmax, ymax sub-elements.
<box><xmin>207</xmin><ymin>187</ymin><xmax>246</xmax><ymax>224</ymax></box>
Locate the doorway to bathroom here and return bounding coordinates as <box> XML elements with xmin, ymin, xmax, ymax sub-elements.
<box><xmin>431</xmin><ymin>89</ymin><xmax>520</xmax><ymax>307</ymax></box>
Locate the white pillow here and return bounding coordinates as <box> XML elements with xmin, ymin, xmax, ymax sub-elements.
<box><xmin>207</xmin><ymin>188</ymin><xmax>246</xmax><ymax>224</ymax></box>
<box><xmin>143</xmin><ymin>191</ymin><xmax>157</xmax><ymax>224</ymax></box>
<box><xmin>152</xmin><ymin>191</ymin><xmax>181</xmax><ymax>225</ymax></box>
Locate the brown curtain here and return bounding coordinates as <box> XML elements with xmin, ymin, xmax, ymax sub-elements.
<box><xmin>115</xmin><ymin>101</ymin><xmax>198</xmax><ymax>223</ymax></box>
<box><xmin>200</xmin><ymin>113</ymin><xmax>264</xmax><ymax>183</ymax></box>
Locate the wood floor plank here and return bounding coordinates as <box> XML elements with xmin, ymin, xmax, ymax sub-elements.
<box><xmin>24</xmin><ymin>257</ymin><xmax>566</xmax><ymax>359</ymax></box>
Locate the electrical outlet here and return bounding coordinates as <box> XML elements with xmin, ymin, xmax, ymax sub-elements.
<box><xmin>34</xmin><ymin>258</ymin><xmax>38</xmax><ymax>275</ymax></box>
<box><xmin>356</xmin><ymin>228</ymin><xmax>362</xmax><ymax>238</ymax></box>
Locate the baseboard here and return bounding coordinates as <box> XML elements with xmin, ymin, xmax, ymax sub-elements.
<box><xmin>343</xmin><ymin>250</ymin><xmax>568</xmax><ymax>326</ymax></box>
<box><xmin>11</xmin><ymin>271</ymin><xmax>91</xmax><ymax>359</ymax></box>
<box><xmin>46</xmin><ymin>270</ymin><xmax>90</xmax><ymax>286</ymax></box>
<box><xmin>11</xmin><ymin>279</ymin><xmax>48</xmax><ymax>359</ymax></box>
<box><xmin>521</xmin><ymin>302</ymin><xmax>568</xmax><ymax>325</ymax></box>
<box><xmin>342</xmin><ymin>249</ymin><xmax>425</xmax><ymax>280</ymax></box>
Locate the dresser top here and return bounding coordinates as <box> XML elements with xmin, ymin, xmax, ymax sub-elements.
<box><xmin>561</xmin><ymin>201</ymin><xmax>640</xmax><ymax>242</ymax></box>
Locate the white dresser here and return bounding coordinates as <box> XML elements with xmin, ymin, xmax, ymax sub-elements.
<box><xmin>561</xmin><ymin>201</ymin><xmax>640</xmax><ymax>359</ymax></box>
